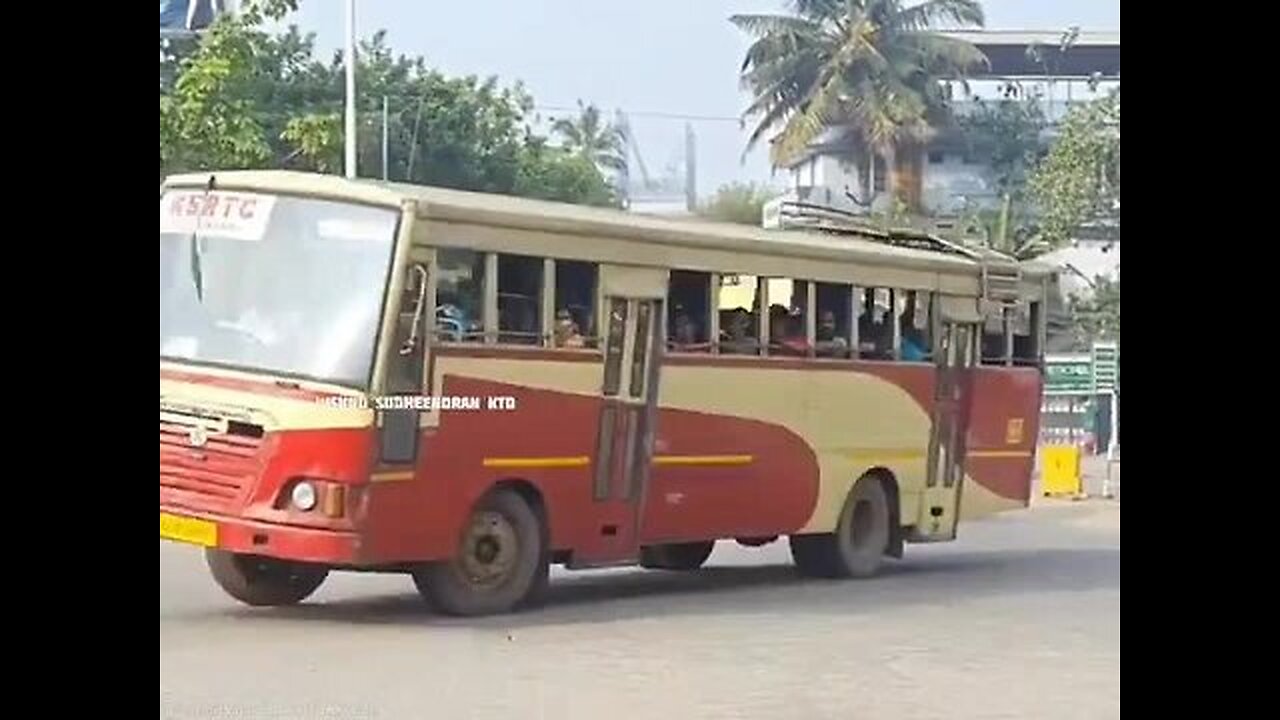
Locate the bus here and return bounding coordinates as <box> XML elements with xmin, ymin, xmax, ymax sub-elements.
<box><xmin>160</xmin><ymin>170</ymin><xmax>1052</xmax><ymax>616</ymax></box>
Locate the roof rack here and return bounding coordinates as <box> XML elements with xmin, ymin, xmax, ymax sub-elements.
<box><xmin>769</xmin><ymin>200</ymin><xmax>1024</xmax><ymax>304</ymax></box>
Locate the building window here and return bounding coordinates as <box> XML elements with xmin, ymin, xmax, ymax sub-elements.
<box><xmin>928</xmin><ymin>151</ymin><xmax>945</xmax><ymax>165</ymax></box>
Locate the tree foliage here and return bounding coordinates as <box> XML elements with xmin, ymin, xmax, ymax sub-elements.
<box><xmin>1028</xmin><ymin>88</ymin><xmax>1120</xmax><ymax>247</ymax></box>
<box><xmin>159</xmin><ymin>1</ymin><xmax>616</xmax><ymax>206</ymax></box>
<box><xmin>698</xmin><ymin>183</ymin><xmax>777</xmax><ymax>225</ymax></box>
<box><xmin>1066</xmin><ymin>273</ymin><xmax>1119</xmax><ymax>349</ymax></box>
<box><xmin>958</xmin><ymin>96</ymin><xmax>1046</xmax><ymax>194</ymax></box>
<box><xmin>551</xmin><ymin>101</ymin><xmax>626</xmax><ymax>173</ymax></box>
<box><xmin>732</xmin><ymin>0</ymin><xmax>988</xmax><ymax>207</ymax></box>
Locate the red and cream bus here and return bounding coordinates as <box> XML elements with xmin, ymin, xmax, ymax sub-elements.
<box><xmin>160</xmin><ymin>170</ymin><xmax>1052</xmax><ymax>616</ymax></box>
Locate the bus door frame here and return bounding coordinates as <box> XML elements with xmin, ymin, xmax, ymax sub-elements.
<box><xmin>573</xmin><ymin>264</ymin><xmax>666</xmax><ymax>566</ymax></box>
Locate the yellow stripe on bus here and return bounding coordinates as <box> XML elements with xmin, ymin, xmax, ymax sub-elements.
<box><xmin>370</xmin><ymin>470</ymin><xmax>415</xmax><ymax>482</ymax></box>
<box><xmin>653</xmin><ymin>455</ymin><xmax>754</xmax><ymax>467</ymax></box>
<box><xmin>482</xmin><ymin>456</ymin><xmax>592</xmax><ymax>469</ymax></box>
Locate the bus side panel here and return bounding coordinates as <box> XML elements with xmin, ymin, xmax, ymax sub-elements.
<box><xmin>641</xmin><ymin>409</ymin><xmax>819</xmax><ymax>544</ymax></box>
<box><xmin>961</xmin><ymin>366</ymin><xmax>1043</xmax><ymax>519</ymax></box>
<box><xmin>359</xmin><ymin>374</ymin><xmax>604</xmax><ymax>563</ymax></box>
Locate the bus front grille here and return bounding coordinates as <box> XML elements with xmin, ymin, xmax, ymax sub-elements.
<box><xmin>159</xmin><ymin>419</ymin><xmax>265</xmax><ymax>512</ymax></box>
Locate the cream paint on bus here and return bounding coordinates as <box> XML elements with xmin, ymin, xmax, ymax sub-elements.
<box><xmin>423</xmin><ymin>356</ymin><xmax>1021</xmax><ymax>531</ymax></box>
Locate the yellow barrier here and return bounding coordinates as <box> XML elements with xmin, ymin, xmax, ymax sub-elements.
<box><xmin>1041</xmin><ymin>445</ymin><xmax>1082</xmax><ymax>497</ymax></box>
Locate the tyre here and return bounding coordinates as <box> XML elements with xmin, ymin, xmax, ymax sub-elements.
<box><xmin>789</xmin><ymin>477</ymin><xmax>891</xmax><ymax>579</ymax></box>
<box><xmin>204</xmin><ymin>549</ymin><xmax>329</xmax><ymax>607</ymax></box>
<box><xmin>412</xmin><ymin>489</ymin><xmax>549</xmax><ymax>616</ymax></box>
<box><xmin>639</xmin><ymin>541</ymin><xmax>715</xmax><ymax>570</ymax></box>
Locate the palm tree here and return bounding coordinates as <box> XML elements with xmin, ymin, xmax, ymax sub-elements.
<box><xmin>552</xmin><ymin>101</ymin><xmax>627</xmax><ymax>174</ymax></box>
<box><xmin>733</xmin><ymin>0</ymin><xmax>988</xmax><ymax>211</ymax></box>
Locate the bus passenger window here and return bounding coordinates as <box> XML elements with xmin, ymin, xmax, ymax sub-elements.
<box><xmin>497</xmin><ymin>254</ymin><xmax>543</xmax><ymax>346</ymax></box>
<box><xmin>981</xmin><ymin>310</ymin><xmax>1008</xmax><ymax>365</ymax></box>
<box><xmin>554</xmin><ymin>260</ymin><xmax>597</xmax><ymax>349</ymax></box>
<box><xmin>1013</xmin><ymin>301</ymin><xmax>1041</xmax><ymax>365</ymax></box>
<box><xmin>717</xmin><ymin>274</ymin><xmax>760</xmax><ymax>355</ymax></box>
<box><xmin>815</xmin><ymin>282</ymin><xmax>852</xmax><ymax>358</ymax></box>
<box><xmin>668</xmin><ymin>270</ymin><xmax>711</xmax><ymax>352</ymax></box>
<box><xmin>435</xmin><ymin>248</ymin><xmax>484</xmax><ymax>342</ymax></box>
<box><xmin>767</xmin><ymin>278</ymin><xmax>808</xmax><ymax>356</ymax></box>
<box><xmin>898</xmin><ymin>291</ymin><xmax>931</xmax><ymax>363</ymax></box>
<box><xmin>859</xmin><ymin>288</ymin><xmax>893</xmax><ymax>360</ymax></box>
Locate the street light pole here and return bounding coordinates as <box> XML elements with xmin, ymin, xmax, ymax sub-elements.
<box><xmin>343</xmin><ymin>0</ymin><xmax>357</xmax><ymax>179</ymax></box>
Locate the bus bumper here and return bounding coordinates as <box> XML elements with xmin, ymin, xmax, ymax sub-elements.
<box><xmin>160</xmin><ymin>506</ymin><xmax>360</xmax><ymax>565</ymax></box>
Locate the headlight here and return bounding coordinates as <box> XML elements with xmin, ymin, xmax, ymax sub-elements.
<box><xmin>291</xmin><ymin>481</ymin><xmax>318</xmax><ymax>511</ymax></box>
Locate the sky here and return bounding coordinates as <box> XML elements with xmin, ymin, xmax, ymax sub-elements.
<box><xmin>283</xmin><ymin>1</ymin><xmax>1120</xmax><ymax>197</ymax></box>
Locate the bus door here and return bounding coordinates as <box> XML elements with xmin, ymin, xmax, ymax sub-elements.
<box><xmin>574</xmin><ymin>266</ymin><xmax>666</xmax><ymax>566</ymax></box>
<box><xmin>920</xmin><ymin>319</ymin><xmax>977</xmax><ymax>540</ymax></box>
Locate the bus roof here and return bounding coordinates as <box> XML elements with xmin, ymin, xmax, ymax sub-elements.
<box><xmin>162</xmin><ymin>170</ymin><xmax>1017</xmax><ymax>281</ymax></box>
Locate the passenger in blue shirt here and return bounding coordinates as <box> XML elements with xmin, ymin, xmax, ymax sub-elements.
<box><xmin>900</xmin><ymin>324</ymin><xmax>928</xmax><ymax>362</ymax></box>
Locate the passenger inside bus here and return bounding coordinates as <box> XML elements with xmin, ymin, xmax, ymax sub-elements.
<box><xmin>815</xmin><ymin>310</ymin><xmax>848</xmax><ymax>357</ymax></box>
<box><xmin>769</xmin><ymin>305</ymin><xmax>808</xmax><ymax>356</ymax></box>
<box><xmin>901</xmin><ymin>320</ymin><xmax>928</xmax><ymax>362</ymax></box>
<box><xmin>554</xmin><ymin>308</ymin><xmax>585</xmax><ymax>348</ymax></box>
<box><xmin>669</xmin><ymin>308</ymin><xmax>705</xmax><ymax>351</ymax></box>
<box><xmin>720</xmin><ymin>308</ymin><xmax>756</xmax><ymax>355</ymax></box>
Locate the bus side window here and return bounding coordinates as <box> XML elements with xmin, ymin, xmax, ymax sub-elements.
<box><xmin>668</xmin><ymin>270</ymin><xmax>711</xmax><ymax>352</ymax></box>
<box><xmin>554</xmin><ymin>260</ymin><xmax>597</xmax><ymax>349</ymax></box>
<box><xmin>859</xmin><ymin>288</ymin><xmax>893</xmax><ymax>360</ymax></box>
<box><xmin>1013</xmin><ymin>301</ymin><xmax>1042</xmax><ymax>366</ymax></box>
<box><xmin>716</xmin><ymin>273</ymin><xmax>761</xmax><ymax>356</ymax></box>
<box><xmin>977</xmin><ymin>308</ymin><xmax>1008</xmax><ymax>363</ymax></box>
<box><xmin>766</xmin><ymin>278</ymin><xmax>807</xmax><ymax>357</ymax></box>
<box><xmin>497</xmin><ymin>254</ymin><xmax>543</xmax><ymax>346</ymax></box>
<box><xmin>388</xmin><ymin>264</ymin><xmax>427</xmax><ymax>394</ymax></box>
<box><xmin>435</xmin><ymin>248</ymin><xmax>484</xmax><ymax>343</ymax></box>
<box><xmin>896</xmin><ymin>290</ymin><xmax>931</xmax><ymax>363</ymax></box>
<box><xmin>813</xmin><ymin>282</ymin><xmax>851</xmax><ymax>358</ymax></box>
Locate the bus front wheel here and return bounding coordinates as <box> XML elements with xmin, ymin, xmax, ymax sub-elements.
<box><xmin>412</xmin><ymin>489</ymin><xmax>549</xmax><ymax>616</ymax></box>
<box><xmin>790</xmin><ymin>477</ymin><xmax>890</xmax><ymax>579</ymax></box>
<box><xmin>204</xmin><ymin>549</ymin><xmax>329</xmax><ymax>607</ymax></box>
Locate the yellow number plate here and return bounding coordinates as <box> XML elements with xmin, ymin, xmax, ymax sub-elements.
<box><xmin>160</xmin><ymin>512</ymin><xmax>218</xmax><ymax>547</ymax></box>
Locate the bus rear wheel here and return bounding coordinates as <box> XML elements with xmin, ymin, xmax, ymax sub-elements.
<box><xmin>204</xmin><ymin>549</ymin><xmax>329</xmax><ymax>607</ymax></box>
<box><xmin>640</xmin><ymin>541</ymin><xmax>715</xmax><ymax>570</ymax></box>
<box><xmin>790</xmin><ymin>477</ymin><xmax>891</xmax><ymax>579</ymax></box>
<box><xmin>412</xmin><ymin>489</ymin><xmax>549</xmax><ymax>616</ymax></box>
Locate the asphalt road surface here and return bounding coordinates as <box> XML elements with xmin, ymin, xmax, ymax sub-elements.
<box><xmin>160</xmin><ymin>500</ymin><xmax>1120</xmax><ymax>720</ymax></box>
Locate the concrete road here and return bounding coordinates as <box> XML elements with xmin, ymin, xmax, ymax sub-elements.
<box><xmin>161</xmin><ymin>501</ymin><xmax>1120</xmax><ymax>720</ymax></box>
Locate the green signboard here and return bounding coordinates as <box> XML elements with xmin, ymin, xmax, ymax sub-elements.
<box><xmin>1044</xmin><ymin>354</ymin><xmax>1093</xmax><ymax>395</ymax></box>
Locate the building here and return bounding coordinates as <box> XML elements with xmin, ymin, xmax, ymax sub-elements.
<box><xmin>769</xmin><ymin>30</ymin><xmax>1120</xmax><ymax>219</ymax></box>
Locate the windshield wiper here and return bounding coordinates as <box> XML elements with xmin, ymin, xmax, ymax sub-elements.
<box><xmin>189</xmin><ymin>174</ymin><xmax>216</xmax><ymax>302</ymax></box>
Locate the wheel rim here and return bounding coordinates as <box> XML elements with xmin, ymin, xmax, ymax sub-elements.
<box><xmin>457</xmin><ymin>510</ymin><xmax>520</xmax><ymax>588</ymax></box>
<box><xmin>849</xmin><ymin>499</ymin><xmax>875</xmax><ymax>550</ymax></box>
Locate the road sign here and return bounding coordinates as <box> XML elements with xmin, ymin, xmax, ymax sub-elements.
<box><xmin>1091</xmin><ymin>342</ymin><xmax>1119</xmax><ymax>393</ymax></box>
<box><xmin>1044</xmin><ymin>354</ymin><xmax>1092</xmax><ymax>395</ymax></box>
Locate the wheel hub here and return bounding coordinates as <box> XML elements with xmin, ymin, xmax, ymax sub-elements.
<box><xmin>459</xmin><ymin>511</ymin><xmax>519</xmax><ymax>587</ymax></box>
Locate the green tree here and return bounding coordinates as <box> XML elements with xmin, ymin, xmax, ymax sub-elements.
<box><xmin>516</xmin><ymin>138</ymin><xmax>619</xmax><ymax>206</ymax></box>
<box><xmin>698</xmin><ymin>183</ymin><xmax>777</xmax><ymax>225</ymax></box>
<box><xmin>1066</xmin><ymin>273</ymin><xmax>1119</xmax><ymax>349</ymax></box>
<box><xmin>1028</xmin><ymin>88</ymin><xmax>1120</xmax><ymax>247</ymax></box>
<box><xmin>732</xmin><ymin>0</ymin><xmax>987</xmax><ymax>210</ymax></box>
<box><xmin>551</xmin><ymin>101</ymin><xmax>627</xmax><ymax>173</ymax></box>
<box><xmin>160</xmin><ymin>1</ymin><xmax>616</xmax><ymax>207</ymax></box>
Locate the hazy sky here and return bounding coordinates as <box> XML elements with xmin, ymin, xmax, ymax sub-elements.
<box><xmin>286</xmin><ymin>1</ymin><xmax>1120</xmax><ymax>196</ymax></box>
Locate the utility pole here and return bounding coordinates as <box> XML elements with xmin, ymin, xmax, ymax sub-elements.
<box><xmin>343</xmin><ymin>0</ymin><xmax>357</xmax><ymax>179</ymax></box>
<box><xmin>684</xmin><ymin>122</ymin><xmax>697</xmax><ymax>213</ymax></box>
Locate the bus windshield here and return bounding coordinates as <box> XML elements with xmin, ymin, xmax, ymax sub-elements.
<box><xmin>160</xmin><ymin>189</ymin><xmax>399</xmax><ymax>388</ymax></box>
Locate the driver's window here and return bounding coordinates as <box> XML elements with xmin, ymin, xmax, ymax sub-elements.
<box><xmin>387</xmin><ymin>264</ymin><xmax>428</xmax><ymax>394</ymax></box>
